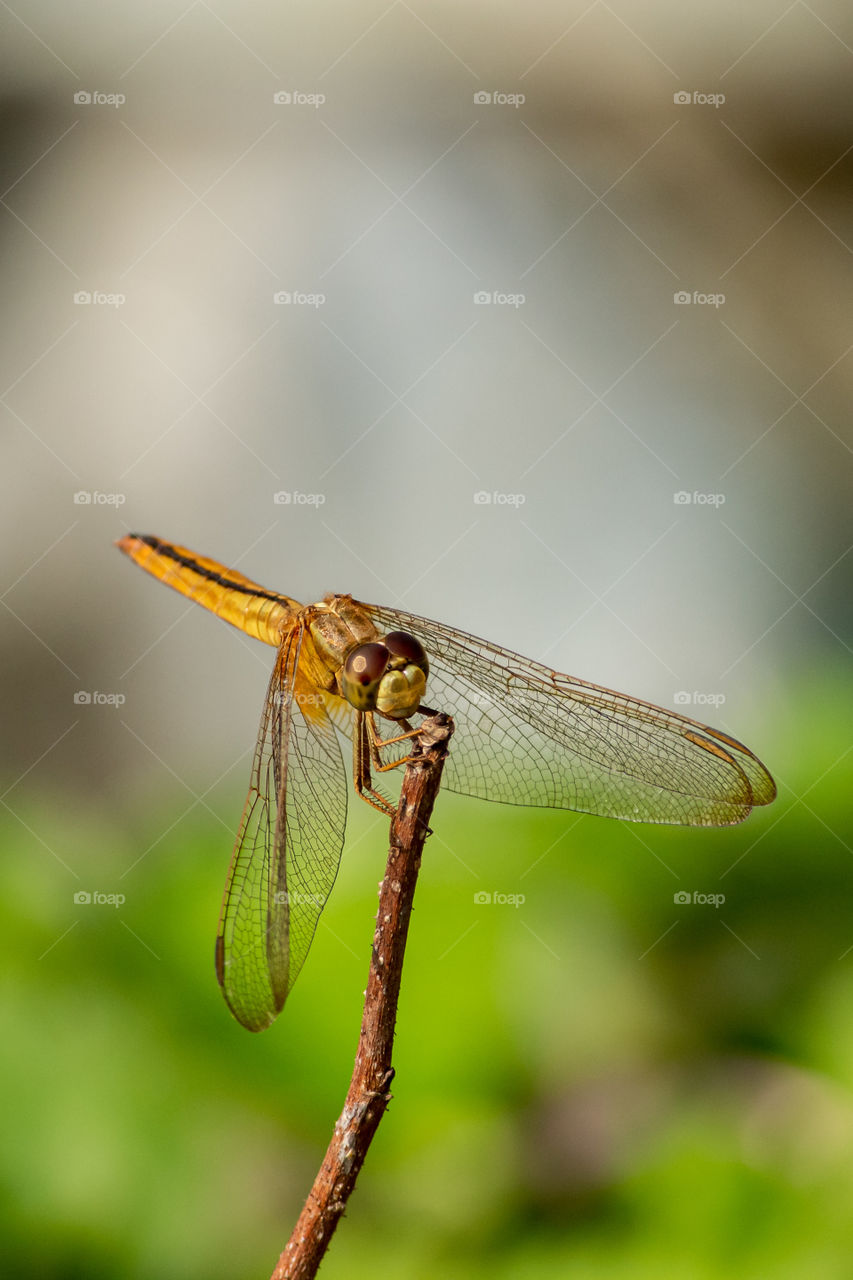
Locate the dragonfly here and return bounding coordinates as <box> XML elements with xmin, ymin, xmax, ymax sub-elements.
<box><xmin>117</xmin><ymin>534</ymin><xmax>775</xmax><ymax>1032</ymax></box>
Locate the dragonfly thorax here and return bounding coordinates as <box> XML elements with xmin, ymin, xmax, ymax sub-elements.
<box><xmin>308</xmin><ymin>598</ymin><xmax>429</xmax><ymax>720</ymax></box>
<box><xmin>307</xmin><ymin>595</ymin><xmax>378</xmax><ymax>671</ymax></box>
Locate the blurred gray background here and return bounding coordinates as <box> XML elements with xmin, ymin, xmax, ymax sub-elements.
<box><xmin>1</xmin><ymin>0</ymin><xmax>850</xmax><ymax>810</ymax></box>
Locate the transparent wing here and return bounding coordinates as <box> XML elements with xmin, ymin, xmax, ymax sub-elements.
<box><xmin>215</xmin><ymin>622</ymin><xmax>348</xmax><ymax>1032</ymax></box>
<box><xmin>358</xmin><ymin>602</ymin><xmax>775</xmax><ymax>827</ymax></box>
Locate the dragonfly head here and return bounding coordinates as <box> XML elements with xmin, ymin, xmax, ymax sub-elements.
<box><xmin>341</xmin><ymin>631</ymin><xmax>429</xmax><ymax>720</ymax></box>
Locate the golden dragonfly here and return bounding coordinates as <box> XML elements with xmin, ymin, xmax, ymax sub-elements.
<box><xmin>117</xmin><ymin>534</ymin><xmax>775</xmax><ymax>1032</ymax></box>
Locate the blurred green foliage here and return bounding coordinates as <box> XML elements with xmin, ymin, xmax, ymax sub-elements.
<box><xmin>5</xmin><ymin>670</ymin><xmax>853</xmax><ymax>1278</ymax></box>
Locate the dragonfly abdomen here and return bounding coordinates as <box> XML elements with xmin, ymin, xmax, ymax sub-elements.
<box><xmin>116</xmin><ymin>534</ymin><xmax>298</xmax><ymax>646</ymax></box>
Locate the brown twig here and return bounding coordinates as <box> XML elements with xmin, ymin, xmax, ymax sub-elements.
<box><xmin>271</xmin><ymin>712</ymin><xmax>454</xmax><ymax>1280</ymax></box>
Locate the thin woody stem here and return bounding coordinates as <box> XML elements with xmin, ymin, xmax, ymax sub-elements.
<box><xmin>271</xmin><ymin>712</ymin><xmax>454</xmax><ymax>1280</ymax></box>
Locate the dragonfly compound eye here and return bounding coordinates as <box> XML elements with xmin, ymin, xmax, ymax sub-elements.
<box><xmin>383</xmin><ymin>630</ymin><xmax>429</xmax><ymax>678</ymax></box>
<box><xmin>372</xmin><ymin>630</ymin><xmax>428</xmax><ymax>719</ymax></box>
<box><xmin>341</xmin><ymin>642</ymin><xmax>391</xmax><ymax>710</ymax></box>
<box><xmin>374</xmin><ymin>663</ymin><xmax>427</xmax><ymax>720</ymax></box>
<box><xmin>341</xmin><ymin>634</ymin><xmax>428</xmax><ymax>719</ymax></box>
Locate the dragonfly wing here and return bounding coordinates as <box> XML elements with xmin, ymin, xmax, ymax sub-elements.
<box><xmin>359</xmin><ymin>603</ymin><xmax>775</xmax><ymax>827</ymax></box>
<box><xmin>216</xmin><ymin>621</ymin><xmax>348</xmax><ymax>1031</ymax></box>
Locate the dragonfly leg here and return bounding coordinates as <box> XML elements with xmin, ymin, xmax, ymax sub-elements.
<box><xmin>367</xmin><ymin>714</ymin><xmax>420</xmax><ymax>774</ymax></box>
<box><xmin>367</xmin><ymin>715</ymin><xmax>435</xmax><ymax>839</ymax></box>
<box><xmin>369</xmin><ymin>717</ymin><xmax>421</xmax><ymax>750</ymax></box>
<box><xmin>353</xmin><ymin>713</ymin><xmax>396</xmax><ymax>816</ymax></box>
